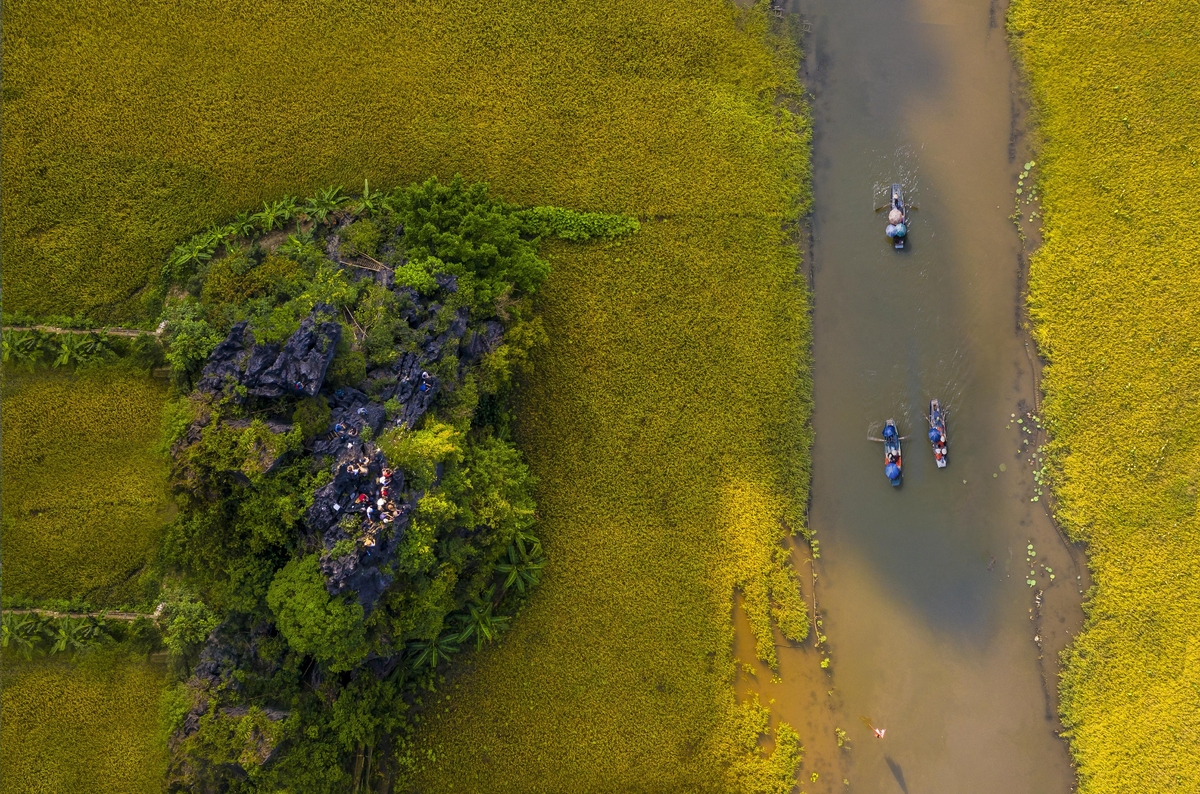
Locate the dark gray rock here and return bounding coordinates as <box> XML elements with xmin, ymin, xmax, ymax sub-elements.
<box><xmin>251</xmin><ymin>312</ymin><xmax>341</xmax><ymax>398</ymax></box>
<box><xmin>196</xmin><ymin>308</ymin><xmax>340</xmax><ymax>399</ymax></box>
<box><xmin>310</xmin><ymin>444</ymin><xmax>413</xmax><ymax>613</ymax></box>
<box><xmin>463</xmin><ymin>320</ymin><xmax>504</xmax><ymax>362</ymax></box>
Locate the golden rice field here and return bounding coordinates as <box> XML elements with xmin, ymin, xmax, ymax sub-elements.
<box><xmin>1</xmin><ymin>366</ymin><xmax>170</xmax><ymax>607</ymax></box>
<box><xmin>1009</xmin><ymin>2</ymin><xmax>1200</xmax><ymax>791</ymax></box>
<box><xmin>3</xmin><ymin>0</ymin><xmax>807</xmax><ymax>324</ymax></box>
<box><xmin>0</xmin><ymin>653</ymin><xmax>168</xmax><ymax>794</ymax></box>
<box><xmin>3</xmin><ymin>0</ymin><xmax>812</xmax><ymax>790</ymax></box>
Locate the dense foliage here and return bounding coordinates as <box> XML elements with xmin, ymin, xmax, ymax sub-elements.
<box><xmin>2</xmin><ymin>0</ymin><xmax>813</xmax><ymax>791</ymax></box>
<box><xmin>1009</xmin><ymin>2</ymin><xmax>1200</xmax><ymax>791</ymax></box>
<box><xmin>153</xmin><ymin>176</ymin><xmax>635</xmax><ymax>791</ymax></box>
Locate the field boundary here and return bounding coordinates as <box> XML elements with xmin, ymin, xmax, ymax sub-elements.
<box><xmin>2</xmin><ymin>608</ymin><xmax>156</xmax><ymax>622</ymax></box>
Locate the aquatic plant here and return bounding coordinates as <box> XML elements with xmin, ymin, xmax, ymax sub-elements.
<box><xmin>1009</xmin><ymin>1</ymin><xmax>1200</xmax><ymax>790</ymax></box>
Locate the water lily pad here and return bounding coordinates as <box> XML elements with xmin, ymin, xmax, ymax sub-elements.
<box><xmin>1027</xmin><ymin>579</ymin><xmax>1036</xmax><ymax>587</ymax></box>
<box><xmin>1000</xmin><ymin>464</ymin><xmax>1007</xmax><ymax>472</ymax></box>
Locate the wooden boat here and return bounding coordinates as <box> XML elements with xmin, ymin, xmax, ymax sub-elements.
<box><xmin>927</xmin><ymin>399</ymin><xmax>948</xmax><ymax>468</ymax></box>
<box><xmin>869</xmin><ymin>419</ymin><xmax>904</xmax><ymax>486</ymax></box>
<box><xmin>886</xmin><ymin>183</ymin><xmax>908</xmax><ymax>249</ymax></box>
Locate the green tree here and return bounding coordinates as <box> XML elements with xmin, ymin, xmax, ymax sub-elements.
<box><xmin>164</xmin><ymin>599</ymin><xmax>220</xmax><ymax>658</ymax></box>
<box><xmin>377</xmin><ymin>420</ymin><xmax>463</xmax><ymax>491</ymax></box>
<box><xmin>267</xmin><ymin>554</ymin><xmax>367</xmax><ymax>672</ymax></box>
<box><xmin>454</xmin><ymin>589</ymin><xmax>510</xmax><ymax>651</ymax></box>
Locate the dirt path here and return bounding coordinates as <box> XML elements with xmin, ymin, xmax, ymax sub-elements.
<box><xmin>2</xmin><ymin>608</ymin><xmax>155</xmax><ymax>622</ymax></box>
<box><xmin>2</xmin><ymin>325</ymin><xmax>158</xmax><ymax>337</ymax></box>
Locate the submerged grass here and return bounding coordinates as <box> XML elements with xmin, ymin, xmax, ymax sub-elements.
<box><xmin>4</xmin><ymin>0</ymin><xmax>812</xmax><ymax>789</ymax></box>
<box><xmin>1</xmin><ymin>365</ymin><xmax>170</xmax><ymax>606</ymax></box>
<box><xmin>0</xmin><ymin>652</ymin><xmax>168</xmax><ymax>794</ymax></box>
<box><xmin>1008</xmin><ymin>2</ymin><xmax>1200</xmax><ymax>791</ymax></box>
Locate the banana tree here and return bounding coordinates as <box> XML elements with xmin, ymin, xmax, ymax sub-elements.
<box><xmin>407</xmin><ymin>630</ymin><xmax>459</xmax><ymax>669</ymax></box>
<box><xmin>2</xmin><ymin>329</ymin><xmax>48</xmax><ymax>368</ymax></box>
<box><xmin>53</xmin><ymin>332</ymin><xmax>111</xmax><ymax>368</ymax></box>
<box><xmin>352</xmin><ymin>179</ymin><xmax>382</xmax><ymax>217</ymax></box>
<box><xmin>303</xmin><ymin>185</ymin><xmax>349</xmax><ymax>225</ymax></box>
<box><xmin>251</xmin><ymin>200</ymin><xmax>288</xmax><ymax>232</ymax></box>
<box><xmin>454</xmin><ymin>589</ymin><xmax>510</xmax><ymax>651</ymax></box>
<box><xmin>50</xmin><ymin>617</ymin><xmax>88</xmax><ymax>655</ymax></box>
<box><xmin>2</xmin><ymin>613</ymin><xmax>50</xmax><ymax>659</ymax></box>
<box><xmin>231</xmin><ymin>211</ymin><xmax>257</xmax><ymax>238</ymax></box>
<box><xmin>169</xmin><ymin>236</ymin><xmax>217</xmax><ymax>280</ymax></box>
<box><xmin>495</xmin><ymin>538</ymin><xmax>546</xmax><ymax>595</ymax></box>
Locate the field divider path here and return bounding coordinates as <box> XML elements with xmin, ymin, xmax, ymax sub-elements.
<box><xmin>2</xmin><ymin>608</ymin><xmax>156</xmax><ymax>622</ymax></box>
<box><xmin>2</xmin><ymin>325</ymin><xmax>159</xmax><ymax>337</ymax></box>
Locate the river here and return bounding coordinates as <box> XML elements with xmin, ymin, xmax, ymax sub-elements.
<box><xmin>733</xmin><ymin>0</ymin><xmax>1090</xmax><ymax>791</ymax></box>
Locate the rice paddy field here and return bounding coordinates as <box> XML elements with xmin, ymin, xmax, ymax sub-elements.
<box><xmin>1008</xmin><ymin>2</ymin><xmax>1200</xmax><ymax>791</ymax></box>
<box><xmin>1</xmin><ymin>365</ymin><xmax>171</xmax><ymax>607</ymax></box>
<box><xmin>0</xmin><ymin>652</ymin><xmax>168</xmax><ymax>794</ymax></box>
<box><xmin>3</xmin><ymin>0</ymin><xmax>813</xmax><ymax>790</ymax></box>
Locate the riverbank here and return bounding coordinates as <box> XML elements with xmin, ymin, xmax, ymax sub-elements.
<box><xmin>1009</xmin><ymin>2</ymin><xmax>1200</xmax><ymax>791</ymax></box>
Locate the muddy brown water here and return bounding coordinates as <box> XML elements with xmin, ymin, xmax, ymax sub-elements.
<box><xmin>734</xmin><ymin>1</ymin><xmax>1090</xmax><ymax>791</ymax></box>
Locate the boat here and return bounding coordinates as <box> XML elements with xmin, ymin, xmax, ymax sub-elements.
<box><xmin>874</xmin><ymin>419</ymin><xmax>903</xmax><ymax>486</ymax></box>
<box><xmin>927</xmin><ymin>399</ymin><xmax>948</xmax><ymax>468</ymax></box>
<box><xmin>885</xmin><ymin>183</ymin><xmax>908</xmax><ymax>249</ymax></box>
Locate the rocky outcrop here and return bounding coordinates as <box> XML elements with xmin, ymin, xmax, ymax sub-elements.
<box><xmin>310</xmin><ymin>444</ymin><xmax>414</xmax><ymax>614</ymax></box>
<box><xmin>197</xmin><ymin>307</ymin><xmax>341</xmax><ymax>399</ymax></box>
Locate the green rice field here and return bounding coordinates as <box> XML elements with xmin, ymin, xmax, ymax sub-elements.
<box><xmin>1009</xmin><ymin>2</ymin><xmax>1200</xmax><ymax>791</ymax></box>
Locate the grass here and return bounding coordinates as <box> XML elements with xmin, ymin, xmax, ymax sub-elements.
<box><xmin>0</xmin><ymin>652</ymin><xmax>168</xmax><ymax>794</ymax></box>
<box><xmin>3</xmin><ymin>0</ymin><xmax>812</xmax><ymax>789</ymax></box>
<box><xmin>1008</xmin><ymin>2</ymin><xmax>1200</xmax><ymax>791</ymax></box>
<box><xmin>1</xmin><ymin>365</ymin><xmax>171</xmax><ymax>607</ymax></box>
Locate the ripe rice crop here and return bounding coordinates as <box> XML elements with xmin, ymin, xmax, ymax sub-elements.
<box><xmin>1009</xmin><ymin>2</ymin><xmax>1200</xmax><ymax>791</ymax></box>
<box><xmin>0</xmin><ymin>653</ymin><xmax>167</xmax><ymax>794</ymax></box>
<box><xmin>3</xmin><ymin>0</ymin><xmax>812</xmax><ymax>790</ymax></box>
<box><xmin>1</xmin><ymin>365</ymin><xmax>170</xmax><ymax>606</ymax></box>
